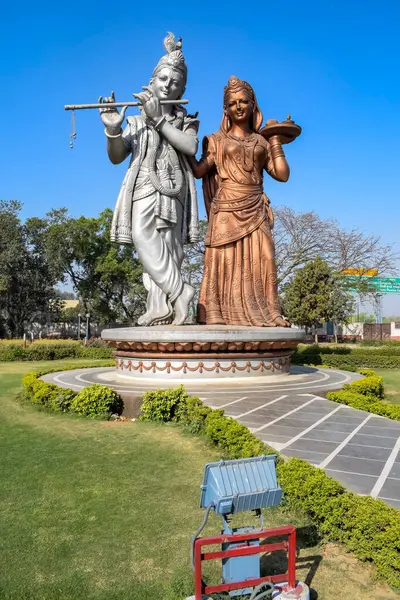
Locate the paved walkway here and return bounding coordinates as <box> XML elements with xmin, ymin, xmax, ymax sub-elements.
<box><xmin>205</xmin><ymin>391</ymin><xmax>400</xmax><ymax>509</ymax></box>
<box><xmin>42</xmin><ymin>366</ymin><xmax>400</xmax><ymax>509</ymax></box>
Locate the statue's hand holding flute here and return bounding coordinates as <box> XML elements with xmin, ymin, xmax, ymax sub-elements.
<box><xmin>98</xmin><ymin>91</ymin><xmax>128</xmax><ymax>135</ymax></box>
<box><xmin>133</xmin><ymin>87</ymin><xmax>162</xmax><ymax>122</ymax></box>
<box><xmin>98</xmin><ymin>87</ymin><xmax>162</xmax><ymax>135</ymax></box>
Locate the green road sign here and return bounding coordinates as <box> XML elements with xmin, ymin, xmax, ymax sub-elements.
<box><xmin>344</xmin><ymin>276</ymin><xmax>400</xmax><ymax>294</ymax></box>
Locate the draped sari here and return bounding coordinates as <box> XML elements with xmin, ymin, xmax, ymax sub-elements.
<box><xmin>197</xmin><ymin>131</ymin><xmax>282</xmax><ymax>326</ymax></box>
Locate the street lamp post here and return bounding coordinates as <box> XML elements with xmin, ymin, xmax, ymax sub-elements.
<box><xmin>85</xmin><ymin>313</ymin><xmax>90</xmax><ymax>346</ymax></box>
<box><xmin>77</xmin><ymin>313</ymin><xmax>81</xmax><ymax>340</ymax></box>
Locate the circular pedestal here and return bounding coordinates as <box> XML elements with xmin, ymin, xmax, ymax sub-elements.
<box><xmin>102</xmin><ymin>325</ymin><xmax>305</xmax><ymax>381</ymax></box>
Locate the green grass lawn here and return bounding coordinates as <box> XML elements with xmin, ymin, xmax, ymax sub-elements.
<box><xmin>375</xmin><ymin>369</ymin><xmax>400</xmax><ymax>404</ymax></box>
<box><xmin>0</xmin><ymin>360</ymin><xmax>398</xmax><ymax>600</ymax></box>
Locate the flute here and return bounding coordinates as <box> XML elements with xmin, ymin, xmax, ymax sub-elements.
<box><xmin>65</xmin><ymin>99</ymin><xmax>189</xmax><ymax>111</ymax></box>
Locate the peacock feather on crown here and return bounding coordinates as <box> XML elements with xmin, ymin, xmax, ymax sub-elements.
<box><xmin>152</xmin><ymin>32</ymin><xmax>187</xmax><ymax>82</ymax></box>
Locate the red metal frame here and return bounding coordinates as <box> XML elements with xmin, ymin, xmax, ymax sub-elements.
<box><xmin>194</xmin><ymin>525</ymin><xmax>296</xmax><ymax>600</ymax></box>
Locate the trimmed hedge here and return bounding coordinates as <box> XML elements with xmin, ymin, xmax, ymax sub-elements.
<box><xmin>140</xmin><ymin>385</ymin><xmax>269</xmax><ymax>458</ymax></box>
<box><xmin>326</xmin><ymin>390</ymin><xmax>400</xmax><ymax>421</ymax></box>
<box><xmin>0</xmin><ymin>343</ymin><xmax>113</xmax><ymax>361</ymax></box>
<box><xmin>343</xmin><ymin>375</ymin><xmax>384</xmax><ymax>398</ymax></box>
<box><xmin>293</xmin><ymin>344</ymin><xmax>400</xmax><ymax>369</ymax></box>
<box><xmin>323</xmin><ymin>354</ymin><xmax>400</xmax><ymax>369</ymax></box>
<box><xmin>360</xmin><ymin>339</ymin><xmax>400</xmax><ymax>348</ymax></box>
<box><xmin>326</xmin><ymin>369</ymin><xmax>400</xmax><ymax>421</ymax></box>
<box><xmin>22</xmin><ymin>364</ymin><xmax>122</xmax><ymax>418</ymax></box>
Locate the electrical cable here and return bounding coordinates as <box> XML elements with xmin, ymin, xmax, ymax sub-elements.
<box><xmin>190</xmin><ymin>503</ymin><xmax>214</xmax><ymax>571</ymax></box>
<box><xmin>249</xmin><ymin>581</ymin><xmax>274</xmax><ymax>600</ymax></box>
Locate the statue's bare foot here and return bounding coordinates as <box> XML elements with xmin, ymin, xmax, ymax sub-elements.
<box><xmin>138</xmin><ymin>313</ymin><xmax>156</xmax><ymax>327</ymax></box>
<box><xmin>138</xmin><ymin>298</ymin><xmax>173</xmax><ymax>327</ymax></box>
<box><xmin>138</xmin><ymin>309</ymin><xmax>172</xmax><ymax>327</ymax></box>
<box><xmin>138</xmin><ymin>312</ymin><xmax>151</xmax><ymax>326</ymax></box>
<box><xmin>172</xmin><ymin>284</ymin><xmax>195</xmax><ymax>326</ymax></box>
<box><xmin>151</xmin><ymin>302</ymin><xmax>173</xmax><ymax>326</ymax></box>
<box><xmin>274</xmin><ymin>316</ymin><xmax>291</xmax><ymax>327</ymax></box>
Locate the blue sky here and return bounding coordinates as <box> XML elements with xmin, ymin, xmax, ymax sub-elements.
<box><xmin>1</xmin><ymin>0</ymin><xmax>399</xmax><ymax>313</ymax></box>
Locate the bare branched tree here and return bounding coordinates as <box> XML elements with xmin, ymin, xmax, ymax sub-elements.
<box><xmin>273</xmin><ymin>207</ymin><xmax>335</xmax><ymax>285</ymax></box>
<box><xmin>326</xmin><ymin>224</ymin><xmax>397</xmax><ymax>275</ymax></box>
<box><xmin>273</xmin><ymin>206</ymin><xmax>398</xmax><ymax>285</ymax></box>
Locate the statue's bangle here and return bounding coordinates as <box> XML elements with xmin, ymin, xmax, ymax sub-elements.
<box><xmin>104</xmin><ymin>128</ymin><xmax>122</xmax><ymax>139</ymax></box>
<box><xmin>269</xmin><ymin>137</ymin><xmax>282</xmax><ymax>148</ymax></box>
<box><xmin>271</xmin><ymin>145</ymin><xmax>285</xmax><ymax>160</ymax></box>
<box><xmin>154</xmin><ymin>115</ymin><xmax>166</xmax><ymax>130</ymax></box>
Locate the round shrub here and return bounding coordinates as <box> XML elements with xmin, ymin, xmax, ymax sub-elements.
<box><xmin>139</xmin><ymin>385</ymin><xmax>188</xmax><ymax>422</ymax></box>
<box><xmin>343</xmin><ymin>375</ymin><xmax>384</xmax><ymax>399</ymax></box>
<box><xmin>71</xmin><ymin>384</ymin><xmax>124</xmax><ymax>417</ymax></box>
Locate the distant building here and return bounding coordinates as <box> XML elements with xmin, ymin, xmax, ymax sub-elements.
<box><xmin>62</xmin><ymin>300</ymin><xmax>79</xmax><ymax>310</ymax></box>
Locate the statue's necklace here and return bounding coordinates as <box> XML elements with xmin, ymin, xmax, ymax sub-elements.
<box><xmin>227</xmin><ymin>132</ymin><xmax>256</xmax><ymax>172</ymax></box>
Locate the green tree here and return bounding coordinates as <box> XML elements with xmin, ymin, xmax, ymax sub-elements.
<box><xmin>283</xmin><ymin>257</ymin><xmax>354</xmax><ymax>343</ymax></box>
<box><xmin>30</xmin><ymin>208</ymin><xmax>146</xmax><ymax>325</ymax></box>
<box><xmin>0</xmin><ymin>200</ymin><xmax>61</xmax><ymax>337</ymax></box>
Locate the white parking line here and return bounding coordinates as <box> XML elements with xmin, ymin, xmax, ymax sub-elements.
<box><xmin>338</xmin><ymin>454</ymin><xmax>390</xmax><ymax>463</ymax></box>
<box><xmin>210</xmin><ymin>396</ymin><xmax>248</xmax><ymax>409</ymax></box>
<box><xmin>315</xmin><ymin>428</ymin><xmax>399</xmax><ymax>440</ymax></box>
<box><xmin>235</xmin><ymin>395</ymin><xmax>288</xmax><ymax>418</ymax></box>
<box><xmin>252</xmin><ymin>398</ymin><xmax>317</xmax><ymax>433</ymax></box>
<box><xmin>283</xmin><ymin>448</ymin><xmax>328</xmax><ymax>456</ymax></box>
<box><xmin>370</xmin><ymin>436</ymin><xmax>400</xmax><ymax>498</ymax></box>
<box><xmin>282</xmin><ymin>438</ymin><xmax>394</xmax><ymax>450</ymax></box>
<box><xmin>279</xmin><ymin>404</ymin><xmax>343</xmax><ymax>450</ymax></box>
<box><xmin>318</xmin><ymin>415</ymin><xmax>373</xmax><ymax>469</ymax></box>
<box><xmin>377</xmin><ymin>496</ymin><xmax>400</xmax><ymax>502</ymax></box>
<box><xmin>325</xmin><ymin>468</ymin><xmax>377</xmax><ymax>478</ymax></box>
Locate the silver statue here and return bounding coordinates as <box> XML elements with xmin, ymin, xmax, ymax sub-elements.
<box><xmin>99</xmin><ymin>33</ymin><xmax>199</xmax><ymax>326</ymax></box>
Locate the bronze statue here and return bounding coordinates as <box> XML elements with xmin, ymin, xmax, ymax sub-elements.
<box><xmin>189</xmin><ymin>76</ymin><xmax>300</xmax><ymax>327</ymax></box>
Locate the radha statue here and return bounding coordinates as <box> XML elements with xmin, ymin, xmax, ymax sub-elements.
<box><xmin>189</xmin><ymin>76</ymin><xmax>294</xmax><ymax>327</ymax></box>
<box><xmin>98</xmin><ymin>33</ymin><xmax>199</xmax><ymax>326</ymax></box>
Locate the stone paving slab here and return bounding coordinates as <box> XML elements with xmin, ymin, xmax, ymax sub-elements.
<box><xmin>282</xmin><ymin>449</ymin><xmax>330</xmax><ymax>464</ymax></box>
<box><xmin>325</xmin><ymin>469</ymin><xmax>378</xmax><ymax>495</ymax></box>
<box><xmin>41</xmin><ymin>365</ymin><xmax>400</xmax><ymax>508</ymax></box>
<box><xmin>383</xmin><ymin>498</ymin><xmax>400</xmax><ymax>509</ymax></box>
<box><xmin>337</xmin><ymin>444</ymin><xmax>393</xmax><ymax>461</ymax></box>
<box><xmin>350</xmin><ymin>433</ymin><xmax>398</xmax><ymax>448</ymax></box>
<box><xmin>389</xmin><ymin>462</ymin><xmax>400</xmax><ymax>478</ymax></box>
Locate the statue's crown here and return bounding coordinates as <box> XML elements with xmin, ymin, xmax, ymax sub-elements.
<box><xmin>153</xmin><ymin>32</ymin><xmax>187</xmax><ymax>82</ymax></box>
<box><xmin>224</xmin><ymin>76</ymin><xmax>254</xmax><ymax>103</ymax></box>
